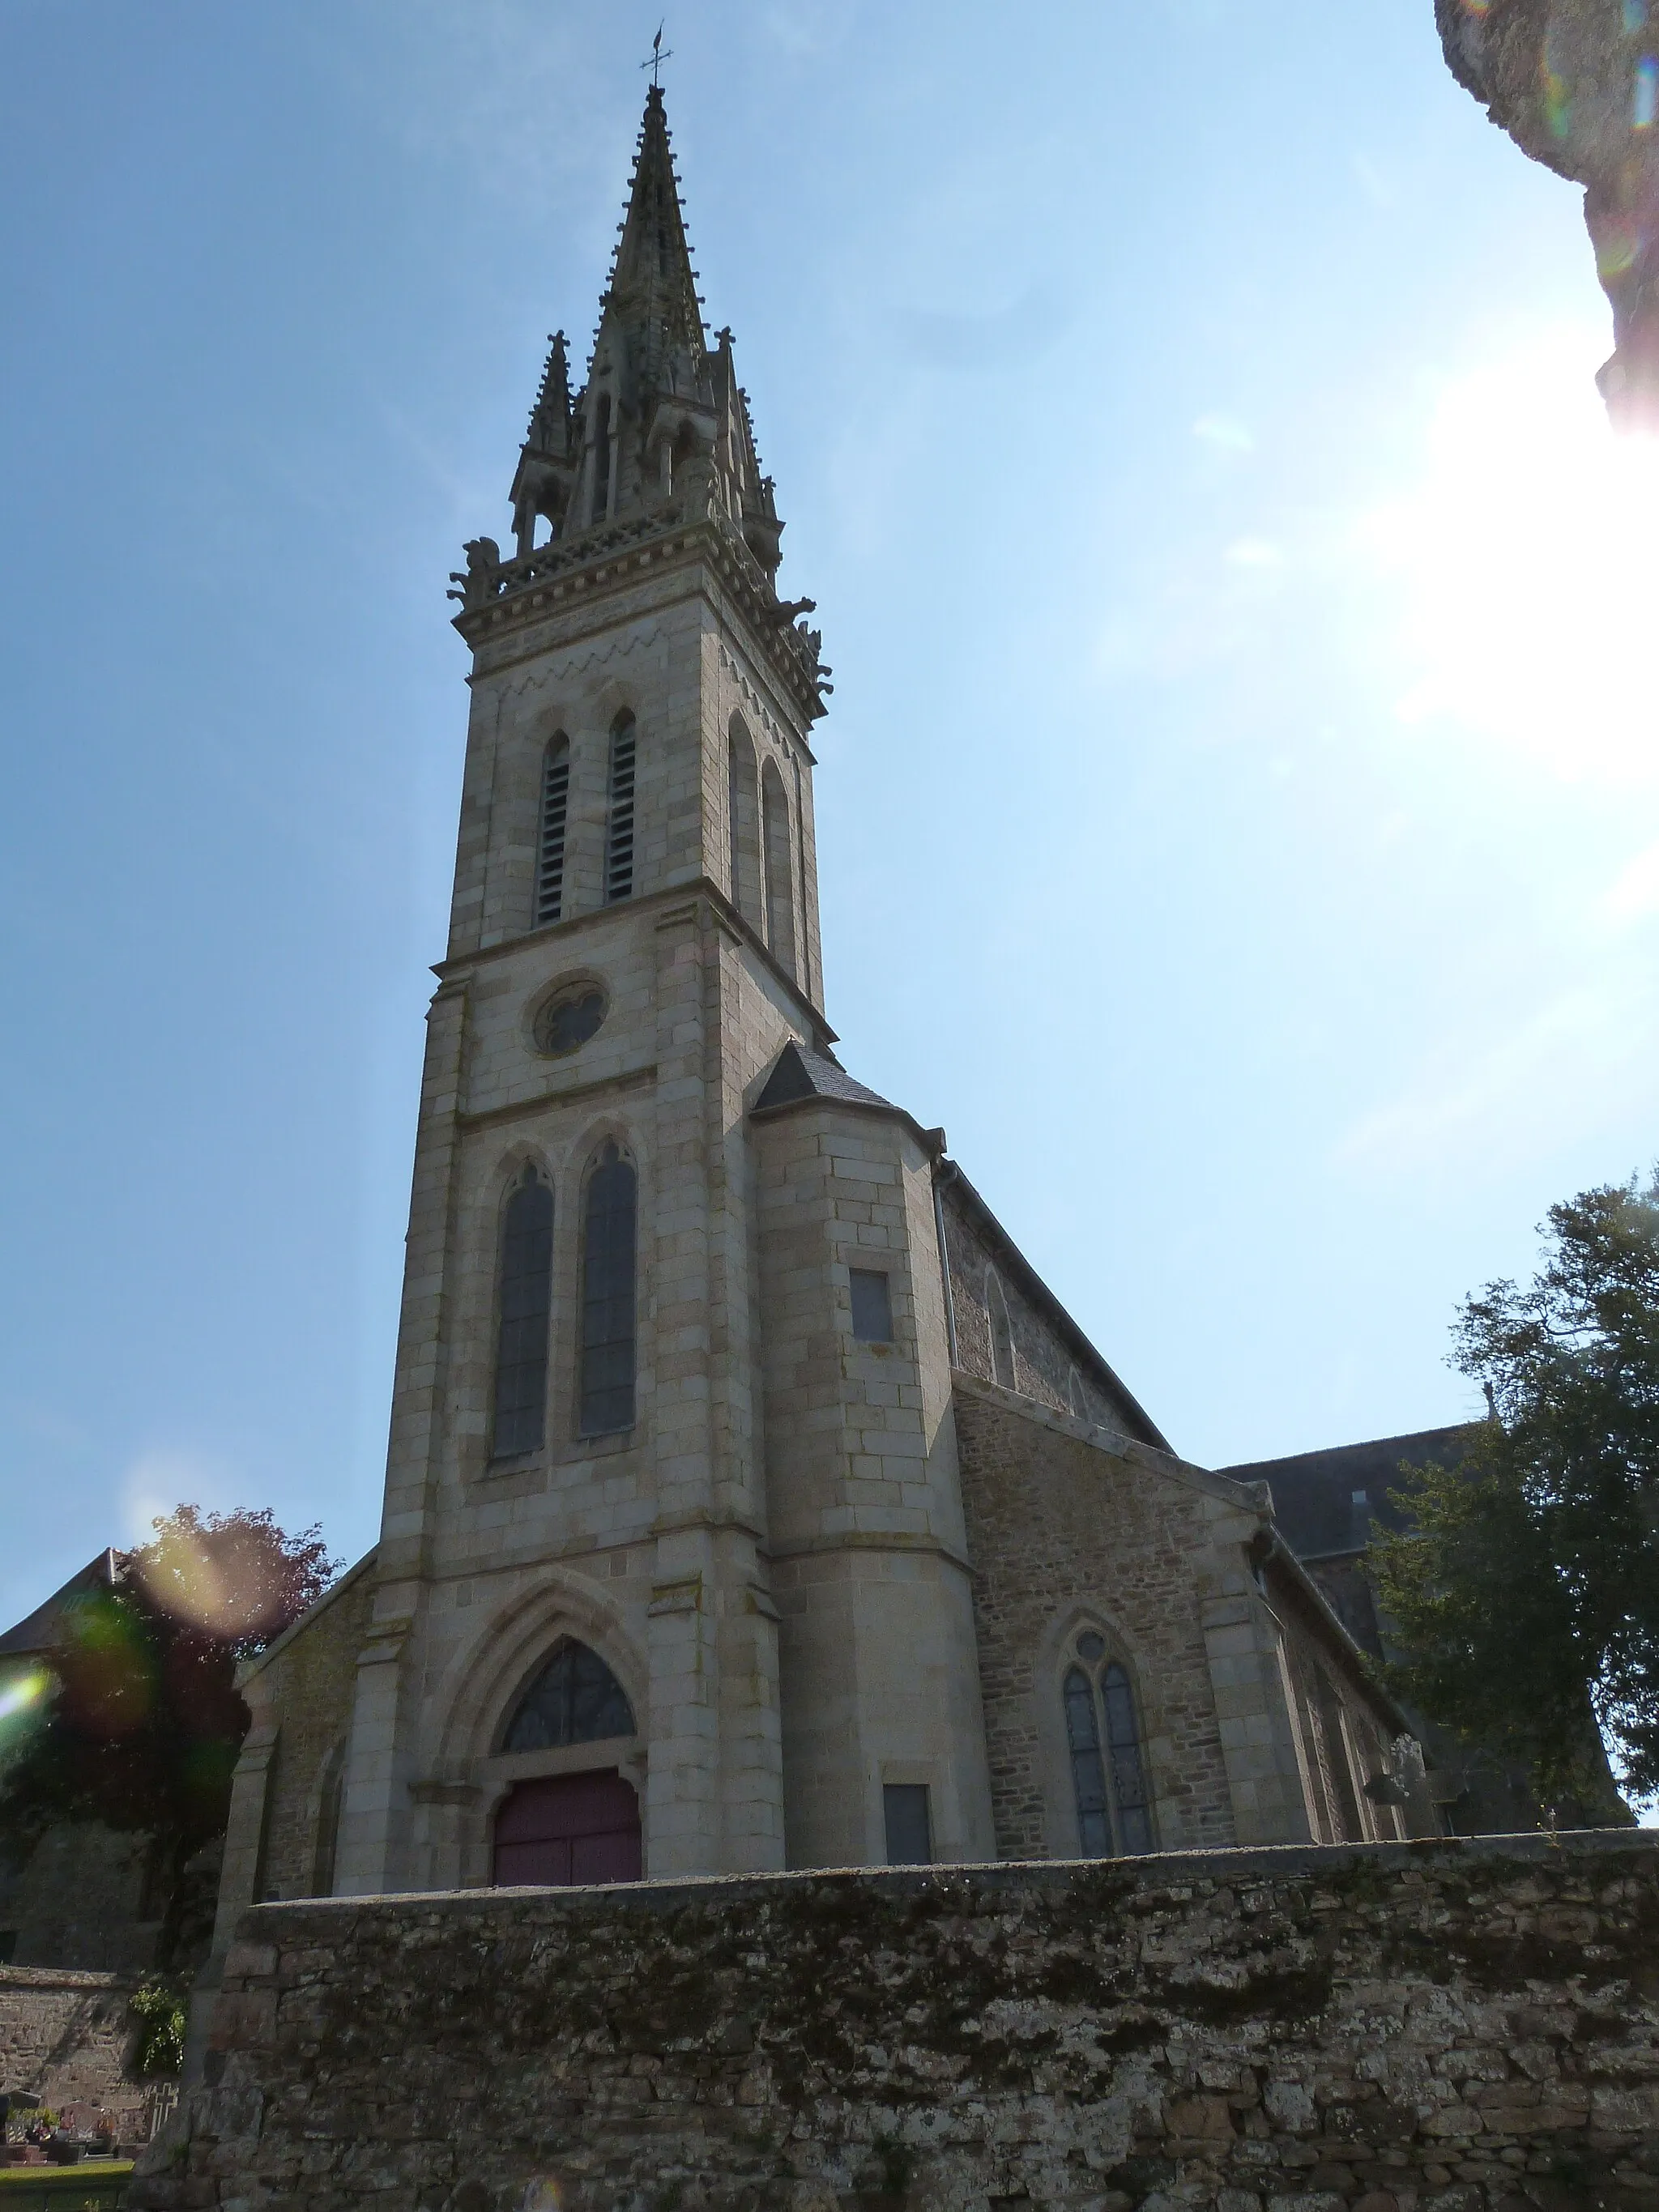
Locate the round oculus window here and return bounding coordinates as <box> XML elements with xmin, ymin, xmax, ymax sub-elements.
<box><xmin>1076</xmin><ymin>1630</ymin><xmax>1107</xmax><ymax>1664</ymax></box>
<box><xmin>535</xmin><ymin>983</ymin><xmax>606</xmax><ymax>1057</ymax></box>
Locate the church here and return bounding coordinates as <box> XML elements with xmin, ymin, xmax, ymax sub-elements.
<box><xmin>207</xmin><ymin>89</ymin><xmax>1433</xmax><ymax>1946</ymax></box>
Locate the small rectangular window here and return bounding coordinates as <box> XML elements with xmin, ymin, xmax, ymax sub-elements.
<box><xmin>850</xmin><ymin>1268</ymin><xmax>893</xmax><ymax>1343</ymax></box>
<box><xmin>883</xmin><ymin>1782</ymin><xmax>932</xmax><ymax>1865</ymax></box>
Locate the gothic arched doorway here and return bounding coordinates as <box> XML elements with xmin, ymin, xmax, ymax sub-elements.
<box><xmin>493</xmin><ymin>1770</ymin><xmax>642</xmax><ymax>1886</ymax></box>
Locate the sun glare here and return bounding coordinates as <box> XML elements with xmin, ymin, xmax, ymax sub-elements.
<box><xmin>0</xmin><ymin>1668</ymin><xmax>49</xmax><ymax>1728</ymax></box>
<box><xmin>1359</xmin><ymin>326</ymin><xmax>1659</xmax><ymax>786</ymax></box>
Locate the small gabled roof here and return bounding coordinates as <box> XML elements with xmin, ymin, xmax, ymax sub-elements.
<box><xmin>0</xmin><ymin>1549</ymin><xmax>123</xmax><ymax>1659</ymax></box>
<box><xmin>753</xmin><ymin>1039</ymin><xmax>894</xmax><ymax>1114</ymax></box>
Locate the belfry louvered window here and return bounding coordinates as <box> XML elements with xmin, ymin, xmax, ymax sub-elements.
<box><xmin>493</xmin><ymin>1164</ymin><xmax>554</xmax><ymax>1458</ymax></box>
<box><xmin>536</xmin><ymin>735</ymin><xmax>570</xmax><ymax>927</ymax></box>
<box><xmin>1063</xmin><ymin>1632</ymin><xmax>1154</xmax><ymax>1856</ymax></box>
<box><xmin>605</xmin><ymin>712</ymin><xmax>637</xmax><ymax>904</ymax></box>
<box><xmin>579</xmin><ymin>1141</ymin><xmax>638</xmax><ymax>1434</ymax></box>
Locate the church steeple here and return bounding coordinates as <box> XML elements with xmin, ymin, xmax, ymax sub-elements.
<box><xmin>503</xmin><ymin>87</ymin><xmax>787</xmax><ymax>586</ymax></box>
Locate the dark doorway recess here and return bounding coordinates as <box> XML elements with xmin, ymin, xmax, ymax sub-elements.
<box><xmin>493</xmin><ymin>1770</ymin><xmax>642</xmax><ymax>1886</ymax></box>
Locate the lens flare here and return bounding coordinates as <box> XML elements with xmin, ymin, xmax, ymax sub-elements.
<box><xmin>0</xmin><ymin>1668</ymin><xmax>49</xmax><ymax>1726</ymax></box>
<box><xmin>522</xmin><ymin>2182</ymin><xmax>563</xmax><ymax>2212</ymax></box>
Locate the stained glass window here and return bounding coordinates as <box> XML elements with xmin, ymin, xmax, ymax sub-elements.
<box><xmin>537</xmin><ymin>986</ymin><xmax>605</xmax><ymax>1057</ymax></box>
<box><xmin>1064</xmin><ymin>1664</ymin><xmax>1111</xmax><ymax>1857</ymax></box>
<box><xmin>502</xmin><ymin>1640</ymin><xmax>635</xmax><ymax>1753</ymax></box>
<box><xmin>580</xmin><ymin>1141</ymin><xmax>637</xmax><ymax>1434</ymax></box>
<box><xmin>493</xmin><ymin>1165</ymin><xmax>553</xmax><ymax>1458</ymax></box>
<box><xmin>1065</xmin><ymin>1641</ymin><xmax>1154</xmax><ymax>1856</ymax></box>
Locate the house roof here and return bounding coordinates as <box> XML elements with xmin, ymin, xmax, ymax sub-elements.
<box><xmin>1218</xmin><ymin>1425</ymin><xmax>1479</xmax><ymax>1559</ymax></box>
<box><xmin>0</xmin><ymin>1549</ymin><xmax>124</xmax><ymax>1659</ymax></box>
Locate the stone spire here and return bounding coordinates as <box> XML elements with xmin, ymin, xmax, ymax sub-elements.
<box><xmin>504</xmin><ymin>87</ymin><xmax>787</xmax><ymax>581</ymax></box>
<box><xmin>510</xmin><ymin>331</ymin><xmax>574</xmax><ymax>558</ymax></box>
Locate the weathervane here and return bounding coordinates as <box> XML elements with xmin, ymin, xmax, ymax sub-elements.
<box><xmin>641</xmin><ymin>23</ymin><xmax>672</xmax><ymax>86</ymax></box>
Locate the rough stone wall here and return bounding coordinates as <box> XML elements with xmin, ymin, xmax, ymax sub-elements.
<box><xmin>136</xmin><ymin>1833</ymin><xmax>1659</xmax><ymax>2212</ymax></box>
<box><xmin>246</xmin><ymin>1566</ymin><xmax>376</xmax><ymax>1906</ymax></box>
<box><xmin>0</xmin><ymin>1966</ymin><xmax>147</xmax><ymax>2132</ymax></box>
<box><xmin>0</xmin><ymin>1825</ymin><xmax>156</xmax><ymax>1974</ymax></box>
<box><xmin>939</xmin><ymin>1185</ymin><xmax>1149</xmax><ymax>1444</ymax></box>
<box><xmin>953</xmin><ymin>1384</ymin><xmax>1245</xmax><ymax>1860</ymax></box>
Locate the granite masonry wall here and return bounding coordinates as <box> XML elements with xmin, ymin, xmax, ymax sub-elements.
<box><xmin>0</xmin><ymin>1965</ymin><xmax>147</xmax><ymax>2132</ymax></box>
<box><xmin>134</xmin><ymin>1832</ymin><xmax>1657</xmax><ymax>2212</ymax></box>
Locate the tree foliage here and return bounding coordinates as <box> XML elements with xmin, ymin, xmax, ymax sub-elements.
<box><xmin>0</xmin><ymin>1507</ymin><xmax>339</xmax><ymax>1967</ymax></box>
<box><xmin>1371</xmin><ymin>1173</ymin><xmax>1659</xmax><ymax>1813</ymax></box>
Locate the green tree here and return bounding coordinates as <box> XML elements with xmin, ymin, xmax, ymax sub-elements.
<box><xmin>1371</xmin><ymin>1172</ymin><xmax>1659</xmax><ymax>1816</ymax></box>
<box><xmin>0</xmin><ymin>1507</ymin><xmax>338</xmax><ymax>1967</ymax></box>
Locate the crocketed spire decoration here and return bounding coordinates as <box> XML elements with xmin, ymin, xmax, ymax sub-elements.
<box><xmin>505</xmin><ymin>87</ymin><xmax>786</xmax><ymax>581</ymax></box>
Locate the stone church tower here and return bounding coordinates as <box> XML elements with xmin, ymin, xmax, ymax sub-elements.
<box><xmin>331</xmin><ymin>88</ymin><xmax>996</xmax><ymax>1892</ymax></box>
<box><xmin>202</xmin><ymin>94</ymin><xmax>1432</xmax><ymax>1963</ymax></box>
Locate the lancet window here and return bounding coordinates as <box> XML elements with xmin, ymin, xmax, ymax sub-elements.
<box><xmin>502</xmin><ymin>1639</ymin><xmax>635</xmax><ymax>1753</ymax></box>
<box><xmin>536</xmin><ymin>735</ymin><xmax>570</xmax><ymax>927</ymax></box>
<box><xmin>987</xmin><ymin>1268</ymin><xmax>1016</xmax><ymax>1390</ymax></box>
<box><xmin>605</xmin><ymin>712</ymin><xmax>637</xmax><ymax>903</ymax></box>
<box><xmin>579</xmin><ymin>1141</ymin><xmax>638</xmax><ymax>1435</ymax></box>
<box><xmin>727</xmin><ymin>718</ymin><xmax>761</xmax><ymax>923</ymax></box>
<box><xmin>493</xmin><ymin>1163</ymin><xmax>555</xmax><ymax>1458</ymax></box>
<box><xmin>591</xmin><ymin>394</ymin><xmax>612</xmax><ymax>523</ymax></box>
<box><xmin>762</xmin><ymin>759</ymin><xmax>796</xmax><ymax>976</ymax></box>
<box><xmin>1063</xmin><ymin>1630</ymin><xmax>1154</xmax><ymax>1856</ymax></box>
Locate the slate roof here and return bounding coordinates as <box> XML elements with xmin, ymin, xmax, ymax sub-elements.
<box><xmin>1218</xmin><ymin>1425</ymin><xmax>1479</xmax><ymax>1559</ymax></box>
<box><xmin>0</xmin><ymin>1549</ymin><xmax>123</xmax><ymax>1659</ymax></box>
<box><xmin>752</xmin><ymin>1040</ymin><xmax>894</xmax><ymax>1115</ymax></box>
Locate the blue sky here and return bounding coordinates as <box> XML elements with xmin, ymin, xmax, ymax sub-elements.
<box><xmin>1</xmin><ymin>1</ymin><xmax>1654</xmax><ymax>1626</ymax></box>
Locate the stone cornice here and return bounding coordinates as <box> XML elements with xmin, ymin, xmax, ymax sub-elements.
<box><xmin>451</xmin><ymin>505</ymin><xmax>829</xmax><ymax>728</ymax></box>
<box><xmin>433</xmin><ymin>875</ymin><xmax>836</xmax><ymax>1046</ymax></box>
<box><xmin>455</xmin><ymin>1063</ymin><xmax>659</xmax><ymax>1135</ymax></box>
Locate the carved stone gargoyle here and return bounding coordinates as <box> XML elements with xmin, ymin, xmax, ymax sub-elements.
<box><xmin>446</xmin><ymin>538</ymin><xmax>503</xmax><ymax>610</ymax></box>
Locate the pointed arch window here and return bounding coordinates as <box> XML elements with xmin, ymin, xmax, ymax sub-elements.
<box><xmin>502</xmin><ymin>1639</ymin><xmax>636</xmax><ymax>1753</ymax></box>
<box><xmin>591</xmin><ymin>394</ymin><xmax>612</xmax><ymax>523</ymax></box>
<box><xmin>536</xmin><ymin>735</ymin><xmax>570</xmax><ymax>927</ymax></box>
<box><xmin>762</xmin><ymin>759</ymin><xmax>796</xmax><ymax>977</ymax></box>
<box><xmin>493</xmin><ymin>1164</ymin><xmax>554</xmax><ymax>1459</ymax></box>
<box><xmin>580</xmin><ymin>1140</ymin><xmax>638</xmax><ymax>1435</ymax></box>
<box><xmin>727</xmin><ymin>718</ymin><xmax>761</xmax><ymax>923</ymax></box>
<box><xmin>987</xmin><ymin>1268</ymin><xmax>1015</xmax><ymax>1390</ymax></box>
<box><xmin>1067</xmin><ymin>1367</ymin><xmax>1088</xmax><ymax>1421</ymax></box>
<box><xmin>1063</xmin><ymin>1632</ymin><xmax>1154</xmax><ymax>1856</ymax></box>
<box><xmin>605</xmin><ymin>711</ymin><xmax>637</xmax><ymax>903</ymax></box>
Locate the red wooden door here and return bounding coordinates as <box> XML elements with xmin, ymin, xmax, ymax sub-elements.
<box><xmin>493</xmin><ymin>1770</ymin><xmax>642</xmax><ymax>1886</ymax></box>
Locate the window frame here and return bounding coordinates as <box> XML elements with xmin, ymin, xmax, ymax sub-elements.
<box><xmin>1060</xmin><ymin>1631</ymin><xmax>1156</xmax><ymax>1858</ymax></box>
<box><xmin>535</xmin><ymin>734</ymin><xmax>571</xmax><ymax>928</ymax></box>
<box><xmin>490</xmin><ymin>1161</ymin><xmax>556</xmax><ymax>1461</ymax></box>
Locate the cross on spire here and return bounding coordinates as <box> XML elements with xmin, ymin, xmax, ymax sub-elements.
<box><xmin>640</xmin><ymin>23</ymin><xmax>672</xmax><ymax>87</ymax></box>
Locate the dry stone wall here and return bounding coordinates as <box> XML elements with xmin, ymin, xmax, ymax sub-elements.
<box><xmin>134</xmin><ymin>1832</ymin><xmax>1659</xmax><ymax>2212</ymax></box>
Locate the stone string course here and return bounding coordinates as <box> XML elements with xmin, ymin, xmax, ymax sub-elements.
<box><xmin>133</xmin><ymin>1833</ymin><xmax>1659</xmax><ymax>2212</ymax></box>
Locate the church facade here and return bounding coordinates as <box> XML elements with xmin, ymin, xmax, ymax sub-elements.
<box><xmin>209</xmin><ymin>92</ymin><xmax>1431</xmax><ymax>1946</ymax></box>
